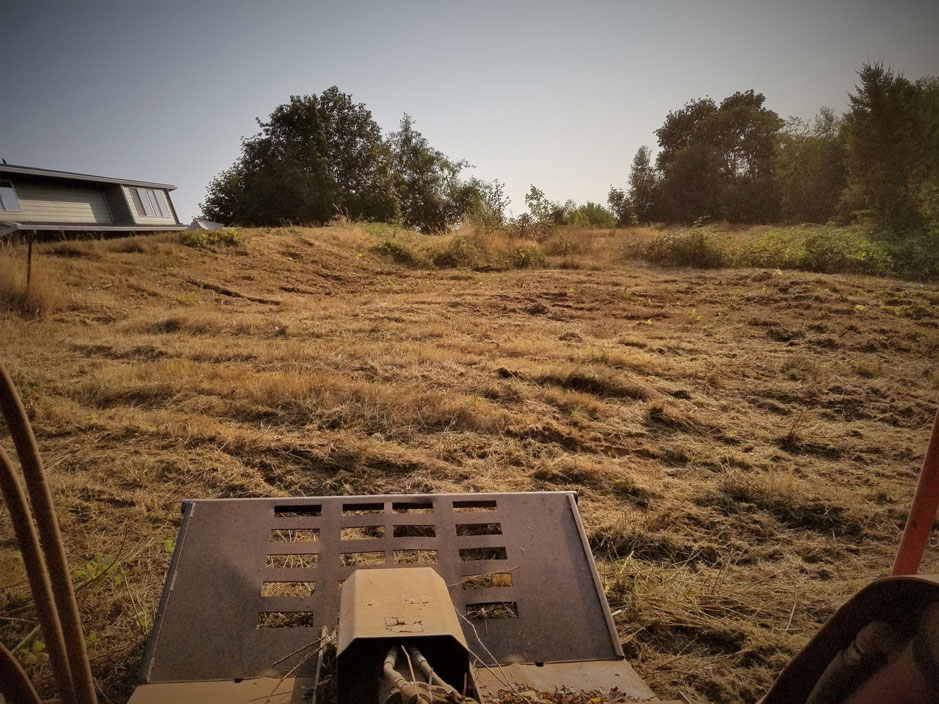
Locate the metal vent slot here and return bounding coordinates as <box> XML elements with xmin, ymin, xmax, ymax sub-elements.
<box><xmin>342</xmin><ymin>502</ymin><xmax>384</xmax><ymax>515</ymax></box>
<box><xmin>265</xmin><ymin>553</ymin><xmax>318</xmax><ymax>568</ymax></box>
<box><xmin>339</xmin><ymin>551</ymin><xmax>384</xmax><ymax>566</ymax></box>
<box><xmin>455</xmin><ymin>523</ymin><xmax>501</xmax><ymax>536</ymax></box>
<box><xmin>393</xmin><ymin>501</ymin><xmax>433</xmax><ymax>513</ymax></box>
<box><xmin>459</xmin><ymin>547</ymin><xmax>507</xmax><ymax>561</ymax></box>
<box><xmin>393</xmin><ymin>524</ymin><xmax>435</xmax><ymax>538</ymax></box>
<box><xmin>261</xmin><ymin>581</ymin><xmax>316</xmax><ymax>597</ymax></box>
<box><xmin>270</xmin><ymin>529</ymin><xmax>319</xmax><ymax>543</ymax></box>
<box><xmin>257</xmin><ymin>611</ymin><xmax>317</xmax><ymax>628</ymax></box>
<box><xmin>274</xmin><ymin>505</ymin><xmax>321</xmax><ymax>517</ymax></box>
<box><xmin>466</xmin><ymin>602</ymin><xmax>518</xmax><ymax>619</ymax></box>
<box><xmin>462</xmin><ymin>573</ymin><xmax>513</xmax><ymax>590</ymax></box>
<box><xmin>453</xmin><ymin>499</ymin><xmax>497</xmax><ymax>512</ymax></box>
<box><xmin>340</xmin><ymin>526</ymin><xmax>384</xmax><ymax>540</ymax></box>
<box><xmin>393</xmin><ymin>549</ymin><xmax>437</xmax><ymax>564</ymax></box>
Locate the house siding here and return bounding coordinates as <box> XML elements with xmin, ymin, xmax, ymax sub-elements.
<box><xmin>11</xmin><ymin>181</ymin><xmax>114</xmax><ymax>224</ymax></box>
<box><xmin>103</xmin><ymin>184</ymin><xmax>134</xmax><ymax>225</ymax></box>
<box><xmin>123</xmin><ymin>186</ymin><xmax>178</xmax><ymax>225</ymax></box>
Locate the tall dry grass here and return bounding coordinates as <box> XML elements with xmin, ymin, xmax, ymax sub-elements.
<box><xmin>0</xmin><ymin>250</ymin><xmax>67</xmax><ymax>317</ymax></box>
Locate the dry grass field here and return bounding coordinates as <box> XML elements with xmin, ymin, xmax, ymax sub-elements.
<box><xmin>1</xmin><ymin>224</ymin><xmax>938</xmax><ymax>703</ymax></box>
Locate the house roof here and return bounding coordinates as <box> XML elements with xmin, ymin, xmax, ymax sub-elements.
<box><xmin>0</xmin><ymin>163</ymin><xmax>177</xmax><ymax>190</ymax></box>
<box><xmin>0</xmin><ymin>221</ymin><xmax>187</xmax><ymax>237</ymax></box>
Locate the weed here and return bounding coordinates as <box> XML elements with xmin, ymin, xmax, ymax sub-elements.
<box><xmin>182</xmin><ymin>228</ymin><xmax>243</xmax><ymax>249</ymax></box>
<box><xmin>373</xmin><ymin>238</ymin><xmax>433</xmax><ymax>268</ymax></box>
<box><xmin>510</xmin><ymin>244</ymin><xmax>547</xmax><ymax>268</ymax></box>
<box><xmin>431</xmin><ymin>236</ymin><xmax>481</xmax><ymax>268</ymax></box>
<box><xmin>638</xmin><ymin>229</ymin><xmax>729</xmax><ymax>268</ymax></box>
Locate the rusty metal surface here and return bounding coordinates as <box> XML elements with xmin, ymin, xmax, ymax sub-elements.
<box><xmin>474</xmin><ymin>661</ymin><xmax>657</xmax><ymax>701</ymax></box>
<box><xmin>142</xmin><ymin>492</ymin><xmax>625</xmax><ymax>683</ymax></box>
<box><xmin>127</xmin><ymin>677</ymin><xmax>316</xmax><ymax>704</ymax></box>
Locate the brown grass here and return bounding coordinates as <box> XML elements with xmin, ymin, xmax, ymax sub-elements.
<box><xmin>0</xmin><ymin>249</ymin><xmax>68</xmax><ymax>317</ymax></box>
<box><xmin>1</xmin><ymin>225</ymin><xmax>938</xmax><ymax>703</ymax></box>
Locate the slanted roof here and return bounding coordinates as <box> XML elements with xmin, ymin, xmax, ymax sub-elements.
<box><xmin>0</xmin><ymin>163</ymin><xmax>177</xmax><ymax>191</ymax></box>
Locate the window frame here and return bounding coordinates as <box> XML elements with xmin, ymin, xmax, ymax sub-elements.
<box><xmin>0</xmin><ymin>180</ymin><xmax>22</xmax><ymax>211</ymax></box>
<box><xmin>132</xmin><ymin>187</ymin><xmax>170</xmax><ymax>218</ymax></box>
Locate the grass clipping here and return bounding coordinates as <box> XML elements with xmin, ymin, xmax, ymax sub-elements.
<box><xmin>491</xmin><ymin>689</ymin><xmax>644</xmax><ymax>703</ymax></box>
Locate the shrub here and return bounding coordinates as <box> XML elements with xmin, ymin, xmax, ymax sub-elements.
<box><xmin>182</xmin><ymin>228</ymin><xmax>243</xmax><ymax>249</ymax></box>
<box><xmin>432</xmin><ymin>236</ymin><xmax>481</xmax><ymax>268</ymax></box>
<box><xmin>885</xmin><ymin>228</ymin><xmax>939</xmax><ymax>280</ymax></box>
<box><xmin>740</xmin><ymin>226</ymin><xmax>892</xmax><ymax>276</ymax></box>
<box><xmin>373</xmin><ymin>238</ymin><xmax>433</xmax><ymax>268</ymax></box>
<box><xmin>510</xmin><ymin>244</ymin><xmax>547</xmax><ymax>269</ymax></box>
<box><xmin>639</xmin><ymin>229</ymin><xmax>729</xmax><ymax>268</ymax></box>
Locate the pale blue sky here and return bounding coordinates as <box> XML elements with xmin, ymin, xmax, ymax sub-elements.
<box><xmin>1</xmin><ymin>0</ymin><xmax>937</xmax><ymax>222</ymax></box>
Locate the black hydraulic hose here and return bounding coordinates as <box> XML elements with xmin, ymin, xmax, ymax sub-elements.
<box><xmin>0</xmin><ymin>360</ymin><xmax>97</xmax><ymax>704</ymax></box>
<box><xmin>0</xmin><ymin>446</ymin><xmax>75</xmax><ymax>704</ymax></box>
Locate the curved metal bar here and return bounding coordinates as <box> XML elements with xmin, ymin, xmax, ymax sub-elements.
<box><xmin>0</xmin><ymin>640</ymin><xmax>43</xmax><ymax>704</ymax></box>
<box><xmin>0</xmin><ymin>446</ymin><xmax>75</xmax><ymax>703</ymax></box>
<box><xmin>0</xmin><ymin>360</ymin><xmax>97</xmax><ymax>704</ymax></box>
<box><xmin>893</xmin><ymin>408</ymin><xmax>939</xmax><ymax>576</ymax></box>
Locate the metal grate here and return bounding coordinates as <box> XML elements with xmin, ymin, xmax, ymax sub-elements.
<box><xmin>141</xmin><ymin>492</ymin><xmax>623</xmax><ymax>683</ymax></box>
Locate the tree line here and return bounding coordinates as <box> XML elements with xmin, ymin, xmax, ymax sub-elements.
<box><xmin>611</xmin><ymin>62</ymin><xmax>939</xmax><ymax>236</ymax></box>
<box><xmin>203</xmin><ymin>63</ymin><xmax>937</xmax><ymax>237</ymax></box>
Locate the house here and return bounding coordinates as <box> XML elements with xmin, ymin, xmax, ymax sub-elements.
<box><xmin>0</xmin><ymin>163</ymin><xmax>186</xmax><ymax>237</ymax></box>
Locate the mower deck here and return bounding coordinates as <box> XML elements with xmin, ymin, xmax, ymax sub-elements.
<box><xmin>135</xmin><ymin>491</ymin><xmax>657</xmax><ymax>701</ymax></box>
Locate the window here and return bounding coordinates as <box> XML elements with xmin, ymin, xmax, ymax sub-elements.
<box><xmin>0</xmin><ymin>180</ymin><xmax>21</xmax><ymax>211</ymax></box>
<box><xmin>131</xmin><ymin>187</ymin><xmax>170</xmax><ymax>218</ymax></box>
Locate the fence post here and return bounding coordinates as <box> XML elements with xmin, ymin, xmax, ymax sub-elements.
<box><xmin>26</xmin><ymin>236</ymin><xmax>32</xmax><ymax>288</ymax></box>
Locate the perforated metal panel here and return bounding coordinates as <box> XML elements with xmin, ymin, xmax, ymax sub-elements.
<box><xmin>141</xmin><ymin>492</ymin><xmax>624</xmax><ymax>683</ymax></box>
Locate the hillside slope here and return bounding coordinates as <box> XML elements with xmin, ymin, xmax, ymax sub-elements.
<box><xmin>1</xmin><ymin>225</ymin><xmax>938</xmax><ymax>703</ymax></box>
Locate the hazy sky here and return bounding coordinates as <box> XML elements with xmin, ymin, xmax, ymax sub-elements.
<box><xmin>2</xmin><ymin>0</ymin><xmax>937</xmax><ymax>222</ymax></box>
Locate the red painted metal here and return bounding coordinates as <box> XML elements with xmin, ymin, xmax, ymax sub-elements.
<box><xmin>893</xmin><ymin>408</ymin><xmax>939</xmax><ymax>576</ymax></box>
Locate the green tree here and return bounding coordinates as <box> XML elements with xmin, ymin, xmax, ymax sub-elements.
<box><xmin>524</xmin><ymin>185</ymin><xmax>555</xmax><ymax>223</ymax></box>
<box><xmin>627</xmin><ymin>145</ymin><xmax>657</xmax><ymax>221</ymax></box>
<box><xmin>841</xmin><ymin>63</ymin><xmax>921</xmax><ymax>227</ymax></box>
<box><xmin>571</xmin><ymin>202</ymin><xmax>616</xmax><ymax>227</ymax></box>
<box><xmin>841</xmin><ymin>63</ymin><xmax>939</xmax><ymax>231</ymax></box>
<box><xmin>318</xmin><ymin>87</ymin><xmax>398</xmax><ymax>221</ymax></box>
<box><xmin>388</xmin><ymin>115</ymin><xmax>469</xmax><ymax>232</ymax></box>
<box><xmin>457</xmin><ymin>178</ymin><xmax>509</xmax><ymax>229</ymax></box>
<box><xmin>201</xmin><ymin>88</ymin><xmax>396</xmax><ymax>225</ymax></box>
<box><xmin>607</xmin><ymin>186</ymin><xmax>633</xmax><ymax>226</ymax></box>
<box><xmin>774</xmin><ymin>108</ymin><xmax>846</xmax><ymax>223</ymax></box>
<box><xmin>654</xmin><ymin>91</ymin><xmax>782</xmax><ymax>222</ymax></box>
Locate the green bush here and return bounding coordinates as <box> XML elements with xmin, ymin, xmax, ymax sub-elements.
<box><xmin>639</xmin><ymin>229</ymin><xmax>729</xmax><ymax>268</ymax></box>
<box><xmin>373</xmin><ymin>238</ymin><xmax>433</xmax><ymax>268</ymax></box>
<box><xmin>739</xmin><ymin>226</ymin><xmax>891</xmax><ymax>276</ymax></box>
<box><xmin>885</xmin><ymin>228</ymin><xmax>939</xmax><ymax>280</ymax></box>
<box><xmin>182</xmin><ymin>228</ymin><xmax>243</xmax><ymax>249</ymax></box>
<box><xmin>432</xmin><ymin>236</ymin><xmax>481</xmax><ymax>268</ymax></box>
<box><xmin>510</xmin><ymin>244</ymin><xmax>547</xmax><ymax>269</ymax></box>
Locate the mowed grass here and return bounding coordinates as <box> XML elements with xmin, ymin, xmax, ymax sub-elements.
<box><xmin>1</xmin><ymin>224</ymin><xmax>938</xmax><ymax>703</ymax></box>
